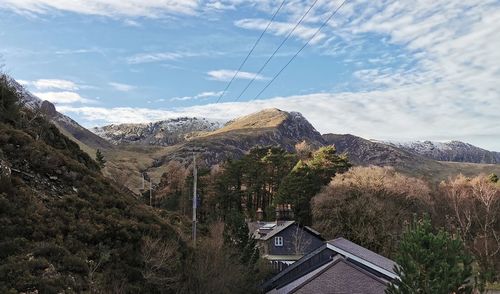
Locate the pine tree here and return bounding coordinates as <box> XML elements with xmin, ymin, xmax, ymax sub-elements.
<box><xmin>223</xmin><ymin>212</ymin><xmax>259</xmax><ymax>265</ymax></box>
<box><xmin>95</xmin><ymin>149</ymin><xmax>106</xmax><ymax>169</ymax></box>
<box><xmin>275</xmin><ymin>146</ymin><xmax>350</xmax><ymax>225</ymax></box>
<box><xmin>386</xmin><ymin>216</ymin><xmax>474</xmax><ymax>294</ymax></box>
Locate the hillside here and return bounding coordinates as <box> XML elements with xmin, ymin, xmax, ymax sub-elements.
<box><xmin>380</xmin><ymin>140</ymin><xmax>500</xmax><ymax>164</ymax></box>
<box><xmin>11</xmin><ymin>78</ymin><xmax>112</xmax><ymax>156</ymax></box>
<box><xmin>323</xmin><ymin>133</ymin><xmax>500</xmax><ymax>180</ymax></box>
<box><xmin>0</xmin><ymin>75</ymin><xmax>187</xmax><ymax>293</ymax></box>
<box><xmin>93</xmin><ymin>117</ymin><xmax>222</xmax><ymax>146</ymax></box>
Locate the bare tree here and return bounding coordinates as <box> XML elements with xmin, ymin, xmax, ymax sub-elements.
<box><xmin>141</xmin><ymin>236</ymin><xmax>181</xmax><ymax>290</ymax></box>
<box><xmin>441</xmin><ymin>174</ymin><xmax>500</xmax><ymax>279</ymax></box>
<box><xmin>292</xmin><ymin>225</ymin><xmax>312</xmax><ymax>255</ymax></box>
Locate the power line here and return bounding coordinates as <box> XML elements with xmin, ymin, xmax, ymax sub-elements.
<box><xmin>251</xmin><ymin>0</ymin><xmax>348</xmax><ymax>102</ymax></box>
<box><xmin>232</xmin><ymin>0</ymin><xmax>321</xmax><ymax>102</ymax></box>
<box><xmin>215</xmin><ymin>0</ymin><xmax>287</xmax><ymax>104</ymax></box>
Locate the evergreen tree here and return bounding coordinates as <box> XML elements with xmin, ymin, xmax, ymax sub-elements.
<box><xmin>95</xmin><ymin>149</ymin><xmax>106</xmax><ymax>169</ymax></box>
<box><xmin>275</xmin><ymin>161</ymin><xmax>321</xmax><ymax>225</ymax></box>
<box><xmin>275</xmin><ymin>146</ymin><xmax>350</xmax><ymax>225</ymax></box>
<box><xmin>386</xmin><ymin>216</ymin><xmax>474</xmax><ymax>294</ymax></box>
<box><xmin>0</xmin><ymin>74</ymin><xmax>21</xmax><ymax>125</ymax></box>
<box><xmin>223</xmin><ymin>212</ymin><xmax>259</xmax><ymax>265</ymax></box>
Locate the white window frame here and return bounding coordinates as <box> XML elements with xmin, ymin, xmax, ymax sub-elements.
<box><xmin>274</xmin><ymin>236</ymin><xmax>283</xmax><ymax>247</ymax></box>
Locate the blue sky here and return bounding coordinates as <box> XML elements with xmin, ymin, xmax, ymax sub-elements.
<box><xmin>1</xmin><ymin>0</ymin><xmax>499</xmax><ymax>150</ymax></box>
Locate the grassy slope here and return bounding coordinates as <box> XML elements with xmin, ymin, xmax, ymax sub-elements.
<box><xmin>0</xmin><ymin>117</ymin><xmax>186</xmax><ymax>293</ymax></box>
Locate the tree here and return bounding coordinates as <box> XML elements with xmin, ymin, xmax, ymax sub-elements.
<box><xmin>441</xmin><ymin>174</ymin><xmax>500</xmax><ymax>282</ymax></box>
<box><xmin>275</xmin><ymin>161</ymin><xmax>322</xmax><ymax>225</ymax></box>
<box><xmin>386</xmin><ymin>216</ymin><xmax>473</xmax><ymax>294</ymax></box>
<box><xmin>0</xmin><ymin>74</ymin><xmax>21</xmax><ymax>125</ymax></box>
<box><xmin>311</xmin><ymin>166</ymin><xmax>432</xmax><ymax>256</ymax></box>
<box><xmin>275</xmin><ymin>146</ymin><xmax>350</xmax><ymax>225</ymax></box>
<box><xmin>95</xmin><ymin>149</ymin><xmax>106</xmax><ymax>169</ymax></box>
<box><xmin>223</xmin><ymin>212</ymin><xmax>259</xmax><ymax>265</ymax></box>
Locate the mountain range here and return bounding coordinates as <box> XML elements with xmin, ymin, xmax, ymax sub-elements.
<box><xmin>11</xmin><ymin>79</ymin><xmax>499</xmax><ymax>192</ymax></box>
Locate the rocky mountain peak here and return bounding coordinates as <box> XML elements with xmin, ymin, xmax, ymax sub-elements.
<box><xmin>92</xmin><ymin>117</ymin><xmax>223</xmax><ymax>146</ymax></box>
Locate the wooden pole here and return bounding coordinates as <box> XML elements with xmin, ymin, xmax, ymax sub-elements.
<box><xmin>192</xmin><ymin>154</ymin><xmax>197</xmax><ymax>246</ymax></box>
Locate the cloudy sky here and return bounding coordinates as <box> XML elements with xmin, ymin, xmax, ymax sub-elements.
<box><xmin>1</xmin><ymin>0</ymin><xmax>499</xmax><ymax>150</ymax></box>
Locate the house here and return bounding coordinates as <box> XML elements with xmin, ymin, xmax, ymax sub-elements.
<box><xmin>252</xmin><ymin>220</ymin><xmax>324</xmax><ymax>272</ymax></box>
<box><xmin>262</xmin><ymin>237</ymin><xmax>399</xmax><ymax>294</ymax></box>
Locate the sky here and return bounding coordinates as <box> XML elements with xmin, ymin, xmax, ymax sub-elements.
<box><xmin>0</xmin><ymin>0</ymin><xmax>499</xmax><ymax>150</ymax></box>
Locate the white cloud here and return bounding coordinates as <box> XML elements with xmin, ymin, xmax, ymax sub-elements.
<box><xmin>0</xmin><ymin>0</ymin><xmax>199</xmax><ymax>18</ymax></box>
<box><xmin>126</xmin><ymin>51</ymin><xmax>200</xmax><ymax>64</ymax></box>
<box><xmin>33</xmin><ymin>91</ymin><xmax>96</xmax><ymax>104</ymax></box>
<box><xmin>21</xmin><ymin>79</ymin><xmax>79</xmax><ymax>90</ymax></box>
<box><xmin>170</xmin><ymin>91</ymin><xmax>224</xmax><ymax>101</ymax></box>
<box><xmin>109</xmin><ymin>82</ymin><xmax>136</xmax><ymax>92</ymax></box>
<box><xmin>59</xmin><ymin>86</ymin><xmax>500</xmax><ymax>150</ymax></box>
<box><xmin>235</xmin><ymin>19</ymin><xmax>326</xmax><ymax>44</ymax></box>
<box><xmin>207</xmin><ymin>69</ymin><xmax>267</xmax><ymax>81</ymax></box>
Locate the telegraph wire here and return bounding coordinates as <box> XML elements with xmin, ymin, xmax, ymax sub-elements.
<box><xmin>215</xmin><ymin>0</ymin><xmax>287</xmax><ymax>104</ymax></box>
<box><xmin>232</xmin><ymin>0</ymin><xmax>321</xmax><ymax>102</ymax></box>
<box><xmin>251</xmin><ymin>0</ymin><xmax>348</xmax><ymax>102</ymax></box>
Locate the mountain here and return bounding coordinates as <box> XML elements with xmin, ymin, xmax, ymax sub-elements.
<box><xmin>10</xmin><ymin>78</ymin><xmax>112</xmax><ymax>155</ymax></box>
<box><xmin>0</xmin><ymin>75</ymin><xmax>186</xmax><ymax>293</ymax></box>
<box><xmin>322</xmin><ymin>133</ymin><xmax>428</xmax><ymax>167</ymax></box>
<box><xmin>156</xmin><ymin>108</ymin><xmax>327</xmax><ymax>165</ymax></box>
<box><xmin>379</xmin><ymin>140</ymin><xmax>500</xmax><ymax>164</ymax></box>
<box><xmin>323</xmin><ymin>133</ymin><xmax>500</xmax><ymax>180</ymax></box>
<box><xmin>92</xmin><ymin>117</ymin><xmax>223</xmax><ymax>146</ymax></box>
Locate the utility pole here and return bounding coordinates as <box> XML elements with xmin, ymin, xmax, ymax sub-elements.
<box><xmin>149</xmin><ymin>177</ymin><xmax>152</xmax><ymax>207</ymax></box>
<box><xmin>192</xmin><ymin>154</ymin><xmax>197</xmax><ymax>247</ymax></box>
<box><xmin>141</xmin><ymin>173</ymin><xmax>145</xmax><ymax>190</ymax></box>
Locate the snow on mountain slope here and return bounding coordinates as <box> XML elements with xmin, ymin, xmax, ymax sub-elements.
<box><xmin>92</xmin><ymin>117</ymin><xmax>224</xmax><ymax>146</ymax></box>
<box><xmin>378</xmin><ymin>140</ymin><xmax>500</xmax><ymax>164</ymax></box>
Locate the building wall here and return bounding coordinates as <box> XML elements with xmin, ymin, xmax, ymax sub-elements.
<box><xmin>266</xmin><ymin>224</ymin><xmax>323</xmax><ymax>256</ymax></box>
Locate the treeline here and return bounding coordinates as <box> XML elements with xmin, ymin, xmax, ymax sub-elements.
<box><xmin>312</xmin><ymin>166</ymin><xmax>500</xmax><ymax>286</ymax></box>
<box><xmin>154</xmin><ymin>143</ymin><xmax>350</xmax><ymax>225</ymax></box>
<box><xmin>155</xmin><ymin>144</ymin><xmax>500</xmax><ymax>288</ymax></box>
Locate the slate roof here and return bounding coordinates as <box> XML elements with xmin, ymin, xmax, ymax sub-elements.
<box><xmin>251</xmin><ymin>221</ymin><xmax>323</xmax><ymax>241</ymax></box>
<box><xmin>289</xmin><ymin>256</ymin><xmax>389</xmax><ymax>294</ymax></box>
<box><xmin>327</xmin><ymin>237</ymin><xmax>397</xmax><ymax>275</ymax></box>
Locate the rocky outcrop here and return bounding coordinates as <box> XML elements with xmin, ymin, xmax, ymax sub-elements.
<box><xmin>92</xmin><ymin>117</ymin><xmax>223</xmax><ymax>146</ymax></box>
<box><xmin>9</xmin><ymin>77</ymin><xmax>112</xmax><ymax>151</ymax></box>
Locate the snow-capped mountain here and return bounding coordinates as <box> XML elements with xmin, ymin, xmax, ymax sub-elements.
<box><xmin>92</xmin><ymin>117</ymin><xmax>224</xmax><ymax>146</ymax></box>
<box><xmin>379</xmin><ymin>140</ymin><xmax>500</xmax><ymax>164</ymax></box>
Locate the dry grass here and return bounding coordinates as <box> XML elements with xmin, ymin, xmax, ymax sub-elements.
<box><xmin>203</xmin><ymin>108</ymin><xmax>287</xmax><ymax>136</ymax></box>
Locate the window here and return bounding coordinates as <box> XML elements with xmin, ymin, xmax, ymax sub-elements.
<box><xmin>274</xmin><ymin>236</ymin><xmax>283</xmax><ymax>247</ymax></box>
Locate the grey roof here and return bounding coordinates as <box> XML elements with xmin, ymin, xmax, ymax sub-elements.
<box><xmin>289</xmin><ymin>256</ymin><xmax>389</xmax><ymax>294</ymax></box>
<box><xmin>253</xmin><ymin>221</ymin><xmax>323</xmax><ymax>241</ymax></box>
<box><xmin>260</xmin><ymin>221</ymin><xmax>295</xmax><ymax>240</ymax></box>
<box><xmin>328</xmin><ymin>237</ymin><xmax>397</xmax><ymax>275</ymax></box>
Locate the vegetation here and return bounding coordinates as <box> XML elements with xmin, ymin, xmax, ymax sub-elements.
<box><xmin>386</xmin><ymin>216</ymin><xmax>473</xmax><ymax>294</ymax></box>
<box><xmin>275</xmin><ymin>146</ymin><xmax>350</xmax><ymax>225</ymax></box>
<box><xmin>0</xmin><ymin>74</ymin><xmax>262</xmax><ymax>293</ymax></box>
<box><xmin>311</xmin><ymin>166</ymin><xmax>432</xmax><ymax>256</ymax></box>
<box><xmin>441</xmin><ymin>174</ymin><xmax>500</xmax><ymax>282</ymax></box>
<box><xmin>95</xmin><ymin>149</ymin><xmax>106</xmax><ymax>169</ymax></box>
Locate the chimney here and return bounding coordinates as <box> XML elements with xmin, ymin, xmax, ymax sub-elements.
<box><xmin>256</xmin><ymin>208</ymin><xmax>264</xmax><ymax>221</ymax></box>
<box><xmin>275</xmin><ymin>204</ymin><xmax>294</xmax><ymax>224</ymax></box>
